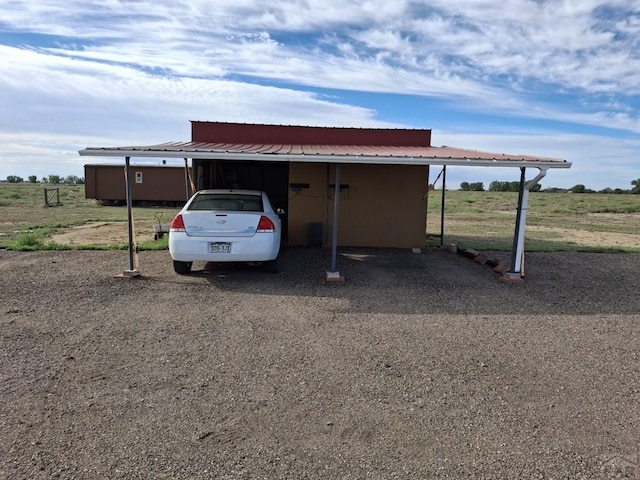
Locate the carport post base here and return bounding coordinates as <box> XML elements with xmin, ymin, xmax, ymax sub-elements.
<box><xmin>115</xmin><ymin>269</ymin><xmax>141</xmax><ymax>279</ymax></box>
<box><xmin>500</xmin><ymin>272</ymin><xmax>525</xmax><ymax>284</ymax></box>
<box><xmin>325</xmin><ymin>271</ymin><xmax>345</xmax><ymax>282</ymax></box>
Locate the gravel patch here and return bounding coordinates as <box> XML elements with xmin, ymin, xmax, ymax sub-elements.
<box><xmin>1</xmin><ymin>247</ymin><xmax>639</xmax><ymax>479</ymax></box>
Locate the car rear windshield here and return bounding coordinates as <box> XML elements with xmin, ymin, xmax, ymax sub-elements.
<box><xmin>187</xmin><ymin>193</ymin><xmax>264</xmax><ymax>212</ymax></box>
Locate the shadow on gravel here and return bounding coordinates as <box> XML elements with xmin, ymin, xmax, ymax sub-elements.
<box><xmin>184</xmin><ymin>246</ymin><xmax>640</xmax><ymax>316</ymax></box>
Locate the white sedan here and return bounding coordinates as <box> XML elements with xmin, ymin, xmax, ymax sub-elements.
<box><xmin>168</xmin><ymin>189</ymin><xmax>282</xmax><ymax>274</ymax></box>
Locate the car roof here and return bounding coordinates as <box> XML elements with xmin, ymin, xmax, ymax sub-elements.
<box><xmin>196</xmin><ymin>189</ymin><xmax>263</xmax><ymax>196</ymax></box>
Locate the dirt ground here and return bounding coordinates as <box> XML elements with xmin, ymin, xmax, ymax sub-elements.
<box><xmin>1</xmin><ymin>247</ymin><xmax>639</xmax><ymax>479</ymax></box>
<box><xmin>443</xmin><ymin>213</ymin><xmax>640</xmax><ymax>249</ymax></box>
<box><xmin>50</xmin><ymin>221</ymin><xmax>162</xmax><ymax>246</ymax></box>
<box><xmin>526</xmin><ymin>225</ymin><xmax>640</xmax><ymax>248</ymax></box>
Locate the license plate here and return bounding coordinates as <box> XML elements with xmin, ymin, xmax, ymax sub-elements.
<box><xmin>209</xmin><ymin>242</ymin><xmax>231</xmax><ymax>253</ymax></box>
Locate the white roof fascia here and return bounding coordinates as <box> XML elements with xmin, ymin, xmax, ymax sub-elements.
<box><xmin>78</xmin><ymin>148</ymin><xmax>571</xmax><ymax>169</ymax></box>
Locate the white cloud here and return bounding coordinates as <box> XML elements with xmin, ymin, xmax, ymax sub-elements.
<box><xmin>4</xmin><ymin>2</ymin><xmax>639</xmax><ymax>104</ymax></box>
<box><xmin>0</xmin><ymin>47</ymin><xmax>395</xmax><ymax>180</ymax></box>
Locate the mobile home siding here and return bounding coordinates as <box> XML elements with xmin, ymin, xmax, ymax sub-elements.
<box><xmin>84</xmin><ymin>165</ymin><xmax>187</xmax><ymax>203</ymax></box>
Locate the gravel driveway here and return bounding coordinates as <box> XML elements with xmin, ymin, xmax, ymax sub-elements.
<box><xmin>1</xmin><ymin>247</ymin><xmax>638</xmax><ymax>479</ymax></box>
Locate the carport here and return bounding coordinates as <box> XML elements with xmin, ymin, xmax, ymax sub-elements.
<box><xmin>79</xmin><ymin>122</ymin><xmax>571</xmax><ymax>281</ymax></box>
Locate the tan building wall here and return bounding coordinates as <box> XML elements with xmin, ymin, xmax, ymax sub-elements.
<box><xmin>288</xmin><ymin>163</ymin><xmax>429</xmax><ymax>249</ymax></box>
<box><xmin>287</xmin><ymin>163</ymin><xmax>329</xmax><ymax>245</ymax></box>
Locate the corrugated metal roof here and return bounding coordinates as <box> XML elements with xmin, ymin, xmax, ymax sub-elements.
<box><xmin>79</xmin><ymin>141</ymin><xmax>570</xmax><ymax>168</ymax></box>
<box><xmin>79</xmin><ymin>121</ymin><xmax>570</xmax><ymax>168</ymax></box>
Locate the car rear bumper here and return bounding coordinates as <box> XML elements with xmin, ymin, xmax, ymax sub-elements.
<box><xmin>169</xmin><ymin>232</ymin><xmax>280</xmax><ymax>263</ymax></box>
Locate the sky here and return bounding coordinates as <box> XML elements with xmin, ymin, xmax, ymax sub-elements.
<box><xmin>1</xmin><ymin>0</ymin><xmax>639</xmax><ymax>190</ymax></box>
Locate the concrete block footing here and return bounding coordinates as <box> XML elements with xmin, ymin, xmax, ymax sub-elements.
<box><xmin>325</xmin><ymin>271</ymin><xmax>345</xmax><ymax>282</ymax></box>
<box><xmin>115</xmin><ymin>269</ymin><xmax>141</xmax><ymax>279</ymax></box>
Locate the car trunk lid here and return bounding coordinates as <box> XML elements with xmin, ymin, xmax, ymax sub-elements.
<box><xmin>181</xmin><ymin>211</ymin><xmax>262</xmax><ymax>237</ymax></box>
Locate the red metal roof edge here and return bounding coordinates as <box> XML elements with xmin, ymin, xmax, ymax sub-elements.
<box><xmin>190</xmin><ymin>121</ymin><xmax>432</xmax><ymax>147</ymax></box>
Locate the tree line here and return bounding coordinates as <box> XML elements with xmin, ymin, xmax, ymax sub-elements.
<box><xmin>3</xmin><ymin>175</ymin><xmax>85</xmax><ymax>185</ymax></box>
<box><xmin>4</xmin><ymin>174</ymin><xmax>640</xmax><ymax>194</ymax></box>
<box><xmin>460</xmin><ymin>179</ymin><xmax>640</xmax><ymax>194</ymax></box>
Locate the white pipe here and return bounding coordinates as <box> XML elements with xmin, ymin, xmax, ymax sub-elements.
<box><xmin>526</xmin><ymin>168</ymin><xmax>548</xmax><ymax>190</ymax></box>
<box><xmin>513</xmin><ymin>168</ymin><xmax>548</xmax><ymax>275</ymax></box>
<box><xmin>513</xmin><ymin>187</ymin><xmax>529</xmax><ymax>274</ymax></box>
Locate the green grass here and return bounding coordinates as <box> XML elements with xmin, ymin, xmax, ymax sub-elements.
<box><xmin>426</xmin><ymin>190</ymin><xmax>640</xmax><ymax>253</ymax></box>
<box><xmin>1</xmin><ymin>183</ymin><xmax>639</xmax><ymax>253</ymax></box>
<box><xmin>0</xmin><ymin>183</ymin><xmax>180</xmax><ymax>250</ymax></box>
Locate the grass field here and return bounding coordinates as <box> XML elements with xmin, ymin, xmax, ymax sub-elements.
<box><xmin>427</xmin><ymin>190</ymin><xmax>640</xmax><ymax>252</ymax></box>
<box><xmin>0</xmin><ymin>183</ymin><xmax>180</xmax><ymax>251</ymax></box>
<box><xmin>1</xmin><ymin>183</ymin><xmax>639</xmax><ymax>252</ymax></box>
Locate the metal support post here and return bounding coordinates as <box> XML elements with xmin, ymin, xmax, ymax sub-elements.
<box><xmin>123</xmin><ymin>156</ymin><xmax>139</xmax><ymax>275</ymax></box>
<box><xmin>184</xmin><ymin>158</ymin><xmax>191</xmax><ymax>200</ymax></box>
<box><xmin>508</xmin><ymin>168</ymin><xmax>527</xmax><ymax>278</ymax></box>
<box><xmin>440</xmin><ymin>165</ymin><xmax>447</xmax><ymax>246</ymax></box>
<box><xmin>326</xmin><ymin>164</ymin><xmax>344</xmax><ymax>281</ymax></box>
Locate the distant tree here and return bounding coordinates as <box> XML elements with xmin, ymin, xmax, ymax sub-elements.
<box><xmin>631</xmin><ymin>179</ymin><xmax>640</xmax><ymax>194</ymax></box>
<box><xmin>570</xmin><ymin>184</ymin><xmax>586</xmax><ymax>193</ymax></box>
<box><xmin>41</xmin><ymin>177</ymin><xmax>49</xmax><ymax>184</ymax></box>
<box><xmin>6</xmin><ymin>175</ymin><xmax>24</xmax><ymax>183</ymax></box>
<box><xmin>63</xmin><ymin>175</ymin><xmax>81</xmax><ymax>185</ymax></box>
<box><xmin>599</xmin><ymin>187</ymin><xmax>613</xmax><ymax>194</ymax></box>
<box><xmin>48</xmin><ymin>174</ymin><xmax>62</xmax><ymax>184</ymax></box>
<box><xmin>28</xmin><ymin>175</ymin><xmax>38</xmax><ymax>183</ymax></box>
<box><xmin>460</xmin><ymin>181</ymin><xmax>484</xmax><ymax>191</ymax></box>
<box><xmin>489</xmin><ymin>180</ymin><xmax>520</xmax><ymax>192</ymax></box>
<box><xmin>488</xmin><ymin>181</ymin><xmax>503</xmax><ymax>192</ymax></box>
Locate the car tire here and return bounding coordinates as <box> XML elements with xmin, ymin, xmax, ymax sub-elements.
<box><xmin>264</xmin><ymin>256</ymin><xmax>279</xmax><ymax>273</ymax></box>
<box><xmin>173</xmin><ymin>260</ymin><xmax>193</xmax><ymax>274</ymax></box>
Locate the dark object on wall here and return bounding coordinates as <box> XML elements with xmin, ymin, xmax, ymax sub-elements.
<box><xmin>308</xmin><ymin>222</ymin><xmax>323</xmax><ymax>247</ymax></box>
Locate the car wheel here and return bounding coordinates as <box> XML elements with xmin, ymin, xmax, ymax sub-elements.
<box><xmin>264</xmin><ymin>256</ymin><xmax>279</xmax><ymax>273</ymax></box>
<box><xmin>173</xmin><ymin>260</ymin><xmax>193</xmax><ymax>274</ymax></box>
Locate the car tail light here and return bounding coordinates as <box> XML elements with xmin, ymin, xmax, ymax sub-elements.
<box><xmin>170</xmin><ymin>214</ymin><xmax>186</xmax><ymax>232</ymax></box>
<box><xmin>257</xmin><ymin>215</ymin><xmax>275</xmax><ymax>232</ymax></box>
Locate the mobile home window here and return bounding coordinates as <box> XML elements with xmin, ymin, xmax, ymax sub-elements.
<box><xmin>135</xmin><ymin>171</ymin><xmax>143</xmax><ymax>184</ymax></box>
